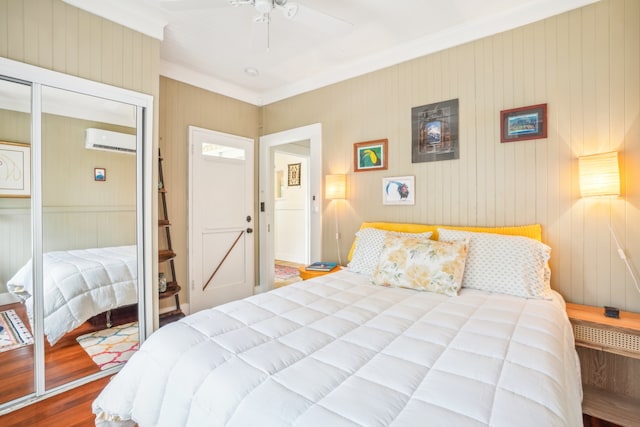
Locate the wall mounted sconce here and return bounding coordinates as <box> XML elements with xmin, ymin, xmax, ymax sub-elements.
<box><xmin>578</xmin><ymin>151</ymin><xmax>620</xmax><ymax>197</ymax></box>
<box><xmin>325</xmin><ymin>174</ymin><xmax>346</xmax><ymax>265</ymax></box>
<box><xmin>578</xmin><ymin>151</ymin><xmax>639</xmax><ymax>296</ymax></box>
<box><xmin>325</xmin><ymin>174</ymin><xmax>346</xmax><ymax>200</ymax></box>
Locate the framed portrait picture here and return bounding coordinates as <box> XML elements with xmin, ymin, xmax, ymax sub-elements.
<box><xmin>411</xmin><ymin>99</ymin><xmax>459</xmax><ymax>163</ymax></box>
<box><xmin>0</xmin><ymin>141</ymin><xmax>31</xmax><ymax>198</ymax></box>
<box><xmin>354</xmin><ymin>139</ymin><xmax>388</xmax><ymax>172</ymax></box>
<box><xmin>500</xmin><ymin>103</ymin><xmax>547</xmax><ymax>143</ymax></box>
<box><xmin>287</xmin><ymin>163</ymin><xmax>301</xmax><ymax>186</ymax></box>
<box><xmin>382</xmin><ymin>176</ymin><xmax>415</xmax><ymax>205</ymax></box>
<box><xmin>94</xmin><ymin>167</ymin><xmax>106</xmax><ymax>181</ymax></box>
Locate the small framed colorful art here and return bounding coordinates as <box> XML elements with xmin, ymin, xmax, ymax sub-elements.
<box><xmin>382</xmin><ymin>176</ymin><xmax>415</xmax><ymax>205</ymax></box>
<box><xmin>500</xmin><ymin>103</ymin><xmax>547</xmax><ymax>143</ymax></box>
<box><xmin>354</xmin><ymin>139</ymin><xmax>388</xmax><ymax>172</ymax></box>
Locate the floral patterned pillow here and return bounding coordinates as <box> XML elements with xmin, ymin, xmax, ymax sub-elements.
<box><xmin>371</xmin><ymin>234</ymin><xmax>469</xmax><ymax>296</ymax></box>
<box><xmin>347</xmin><ymin>228</ymin><xmax>433</xmax><ymax>275</ymax></box>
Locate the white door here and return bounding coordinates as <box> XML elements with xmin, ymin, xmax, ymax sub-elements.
<box><xmin>188</xmin><ymin>126</ymin><xmax>254</xmax><ymax>314</ymax></box>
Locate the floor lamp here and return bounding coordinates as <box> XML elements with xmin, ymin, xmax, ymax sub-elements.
<box><xmin>325</xmin><ymin>174</ymin><xmax>346</xmax><ymax>265</ymax></box>
<box><xmin>578</xmin><ymin>151</ymin><xmax>640</xmax><ymax>296</ymax></box>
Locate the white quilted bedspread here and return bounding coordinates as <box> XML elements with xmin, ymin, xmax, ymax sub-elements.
<box><xmin>7</xmin><ymin>245</ymin><xmax>137</xmax><ymax>345</ymax></box>
<box><xmin>93</xmin><ymin>270</ymin><xmax>582</xmax><ymax>427</ymax></box>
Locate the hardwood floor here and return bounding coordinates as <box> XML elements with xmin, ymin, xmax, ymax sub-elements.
<box><xmin>583</xmin><ymin>414</ymin><xmax>622</xmax><ymax>427</ymax></box>
<box><xmin>0</xmin><ymin>375</ymin><xmax>111</xmax><ymax>426</ymax></box>
<box><xmin>0</xmin><ymin>302</ymin><xmax>119</xmax><ymax>408</ymax></box>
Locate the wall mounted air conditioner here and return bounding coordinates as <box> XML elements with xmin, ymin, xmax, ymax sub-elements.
<box><xmin>85</xmin><ymin>128</ymin><xmax>136</xmax><ymax>154</ymax></box>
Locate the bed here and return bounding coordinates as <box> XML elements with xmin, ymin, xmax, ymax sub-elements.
<box><xmin>6</xmin><ymin>245</ymin><xmax>138</xmax><ymax>345</ymax></box>
<box><xmin>93</xmin><ymin>224</ymin><xmax>582</xmax><ymax>426</ymax></box>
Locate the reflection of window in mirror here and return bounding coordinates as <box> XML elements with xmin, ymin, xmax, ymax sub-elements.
<box><xmin>275</xmin><ymin>170</ymin><xmax>284</xmax><ymax>199</ymax></box>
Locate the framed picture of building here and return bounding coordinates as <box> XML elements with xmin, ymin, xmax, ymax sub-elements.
<box><xmin>411</xmin><ymin>98</ymin><xmax>459</xmax><ymax>163</ymax></box>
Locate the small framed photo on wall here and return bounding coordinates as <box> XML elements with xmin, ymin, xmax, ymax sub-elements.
<box><xmin>354</xmin><ymin>139</ymin><xmax>388</xmax><ymax>172</ymax></box>
<box><xmin>382</xmin><ymin>176</ymin><xmax>415</xmax><ymax>205</ymax></box>
<box><xmin>500</xmin><ymin>103</ymin><xmax>547</xmax><ymax>143</ymax></box>
<box><xmin>94</xmin><ymin>168</ymin><xmax>106</xmax><ymax>181</ymax></box>
<box><xmin>0</xmin><ymin>141</ymin><xmax>31</xmax><ymax>197</ymax></box>
<box><xmin>287</xmin><ymin>163</ymin><xmax>301</xmax><ymax>186</ymax></box>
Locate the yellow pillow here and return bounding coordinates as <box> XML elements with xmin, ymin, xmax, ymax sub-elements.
<box><xmin>347</xmin><ymin>222</ymin><xmax>542</xmax><ymax>261</ymax></box>
<box><xmin>437</xmin><ymin>224</ymin><xmax>542</xmax><ymax>242</ymax></box>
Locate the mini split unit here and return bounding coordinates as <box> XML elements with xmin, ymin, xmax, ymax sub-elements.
<box><xmin>85</xmin><ymin>128</ymin><xmax>136</xmax><ymax>154</ymax></box>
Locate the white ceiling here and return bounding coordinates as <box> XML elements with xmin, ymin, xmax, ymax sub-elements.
<box><xmin>62</xmin><ymin>0</ymin><xmax>597</xmax><ymax>106</ymax></box>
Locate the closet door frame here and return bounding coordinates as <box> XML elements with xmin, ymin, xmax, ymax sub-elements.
<box><xmin>0</xmin><ymin>56</ymin><xmax>153</xmax><ymax>407</ymax></box>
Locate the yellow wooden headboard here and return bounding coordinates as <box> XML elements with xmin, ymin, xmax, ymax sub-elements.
<box><xmin>347</xmin><ymin>222</ymin><xmax>542</xmax><ymax>261</ymax></box>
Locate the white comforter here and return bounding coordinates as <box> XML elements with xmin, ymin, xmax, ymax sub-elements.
<box><xmin>93</xmin><ymin>270</ymin><xmax>582</xmax><ymax>427</ymax></box>
<box><xmin>7</xmin><ymin>245</ymin><xmax>137</xmax><ymax>345</ymax></box>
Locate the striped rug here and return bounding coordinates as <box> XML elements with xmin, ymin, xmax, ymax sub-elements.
<box><xmin>0</xmin><ymin>309</ymin><xmax>34</xmax><ymax>352</ymax></box>
<box><xmin>76</xmin><ymin>322</ymin><xmax>139</xmax><ymax>370</ymax></box>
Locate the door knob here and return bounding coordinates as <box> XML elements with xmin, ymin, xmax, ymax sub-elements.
<box><xmin>246</xmin><ymin>228</ymin><xmax>253</xmax><ymax>233</ymax></box>
<box><xmin>246</xmin><ymin>215</ymin><xmax>252</xmax><ymax>222</ymax></box>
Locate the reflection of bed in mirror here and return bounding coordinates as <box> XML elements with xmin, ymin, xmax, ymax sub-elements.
<box><xmin>7</xmin><ymin>245</ymin><xmax>137</xmax><ymax>345</ymax></box>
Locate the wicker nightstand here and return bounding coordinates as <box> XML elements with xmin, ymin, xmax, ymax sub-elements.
<box><xmin>566</xmin><ymin>303</ymin><xmax>640</xmax><ymax>425</ymax></box>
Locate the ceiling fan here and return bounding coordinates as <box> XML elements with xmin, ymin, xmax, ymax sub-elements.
<box><xmin>228</xmin><ymin>0</ymin><xmax>299</xmax><ymax>23</ymax></box>
<box><xmin>155</xmin><ymin>0</ymin><xmax>353</xmax><ymax>49</ymax></box>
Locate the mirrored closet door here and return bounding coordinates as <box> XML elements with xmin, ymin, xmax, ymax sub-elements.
<box><xmin>0</xmin><ymin>77</ymin><xmax>34</xmax><ymax>405</ymax></box>
<box><xmin>0</xmin><ymin>57</ymin><xmax>152</xmax><ymax>410</ymax></box>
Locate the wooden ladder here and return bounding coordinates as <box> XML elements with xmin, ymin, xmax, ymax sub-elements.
<box><xmin>158</xmin><ymin>149</ymin><xmax>185</xmax><ymax>326</ymax></box>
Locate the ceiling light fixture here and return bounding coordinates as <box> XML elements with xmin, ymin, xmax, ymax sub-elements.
<box><xmin>229</xmin><ymin>0</ymin><xmax>301</xmax><ymax>49</ymax></box>
<box><xmin>244</xmin><ymin>67</ymin><xmax>259</xmax><ymax>77</ymax></box>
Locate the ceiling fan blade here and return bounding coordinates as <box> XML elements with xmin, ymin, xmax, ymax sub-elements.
<box><xmin>155</xmin><ymin>0</ymin><xmax>230</xmax><ymax>12</ymax></box>
<box><xmin>228</xmin><ymin>0</ymin><xmax>254</xmax><ymax>6</ymax></box>
<box><xmin>284</xmin><ymin>4</ymin><xmax>353</xmax><ymax>36</ymax></box>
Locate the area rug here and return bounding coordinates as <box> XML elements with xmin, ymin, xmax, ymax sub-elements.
<box><xmin>275</xmin><ymin>263</ymin><xmax>300</xmax><ymax>280</ymax></box>
<box><xmin>0</xmin><ymin>309</ymin><xmax>34</xmax><ymax>352</ymax></box>
<box><xmin>76</xmin><ymin>322</ymin><xmax>138</xmax><ymax>370</ymax></box>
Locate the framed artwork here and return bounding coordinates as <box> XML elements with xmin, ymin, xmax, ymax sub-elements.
<box><xmin>287</xmin><ymin>163</ymin><xmax>301</xmax><ymax>186</ymax></box>
<box><xmin>0</xmin><ymin>141</ymin><xmax>31</xmax><ymax>198</ymax></box>
<box><xmin>382</xmin><ymin>176</ymin><xmax>415</xmax><ymax>205</ymax></box>
<box><xmin>411</xmin><ymin>98</ymin><xmax>459</xmax><ymax>163</ymax></box>
<box><xmin>94</xmin><ymin>167</ymin><xmax>106</xmax><ymax>181</ymax></box>
<box><xmin>354</xmin><ymin>139</ymin><xmax>388</xmax><ymax>172</ymax></box>
<box><xmin>500</xmin><ymin>103</ymin><xmax>547</xmax><ymax>143</ymax></box>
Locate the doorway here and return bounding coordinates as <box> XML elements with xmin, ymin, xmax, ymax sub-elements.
<box><xmin>259</xmin><ymin>124</ymin><xmax>322</xmax><ymax>293</ymax></box>
<box><xmin>273</xmin><ymin>147</ymin><xmax>309</xmax><ymax>288</ymax></box>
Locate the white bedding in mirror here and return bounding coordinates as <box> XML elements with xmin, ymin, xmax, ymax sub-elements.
<box><xmin>7</xmin><ymin>245</ymin><xmax>137</xmax><ymax>345</ymax></box>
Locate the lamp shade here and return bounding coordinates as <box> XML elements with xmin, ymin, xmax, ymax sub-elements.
<box><xmin>325</xmin><ymin>174</ymin><xmax>346</xmax><ymax>199</ymax></box>
<box><xmin>578</xmin><ymin>151</ymin><xmax>620</xmax><ymax>197</ymax></box>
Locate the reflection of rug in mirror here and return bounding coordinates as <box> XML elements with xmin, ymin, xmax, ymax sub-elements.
<box><xmin>0</xmin><ymin>309</ymin><xmax>34</xmax><ymax>352</ymax></box>
<box><xmin>76</xmin><ymin>322</ymin><xmax>138</xmax><ymax>370</ymax></box>
<box><xmin>275</xmin><ymin>264</ymin><xmax>299</xmax><ymax>280</ymax></box>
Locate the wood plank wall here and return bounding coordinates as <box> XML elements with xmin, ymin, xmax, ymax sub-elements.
<box><xmin>261</xmin><ymin>0</ymin><xmax>640</xmax><ymax>312</ymax></box>
<box><xmin>0</xmin><ymin>0</ymin><xmax>160</xmax><ymax>317</ymax></box>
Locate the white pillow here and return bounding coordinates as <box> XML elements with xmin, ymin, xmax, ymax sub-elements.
<box><xmin>438</xmin><ymin>228</ymin><xmax>552</xmax><ymax>299</ymax></box>
<box><xmin>347</xmin><ymin>228</ymin><xmax>433</xmax><ymax>275</ymax></box>
<box><xmin>372</xmin><ymin>233</ymin><xmax>469</xmax><ymax>296</ymax></box>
